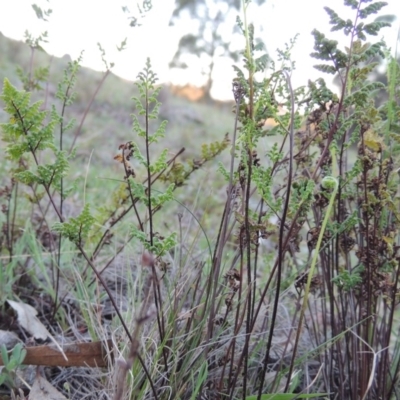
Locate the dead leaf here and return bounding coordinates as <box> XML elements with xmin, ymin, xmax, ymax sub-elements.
<box><xmin>7</xmin><ymin>300</ymin><xmax>68</xmax><ymax>362</ymax></box>
<box><xmin>177</xmin><ymin>309</ymin><xmax>193</xmax><ymax>321</ymax></box>
<box><xmin>7</xmin><ymin>300</ymin><xmax>48</xmax><ymax>341</ymax></box>
<box><xmin>29</xmin><ymin>374</ymin><xmax>67</xmax><ymax>400</ymax></box>
<box><xmin>0</xmin><ymin>330</ymin><xmax>21</xmax><ymax>350</ymax></box>
<box><xmin>114</xmin><ymin>152</ymin><xmax>135</xmax><ymax>178</ymax></box>
<box><xmin>113</xmin><ymin>154</ymin><xmax>124</xmax><ymax>162</ymax></box>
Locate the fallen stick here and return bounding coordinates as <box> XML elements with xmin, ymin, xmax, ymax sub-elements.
<box><xmin>0</xmin><ymin>340</ymin><xmax>112</xmax><ymax>367</ymax></box>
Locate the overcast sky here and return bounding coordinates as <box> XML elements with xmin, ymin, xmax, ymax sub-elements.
<box><xmin>0</xmin><ymin>0</ymin><xmax>398</xmax><ymax>100</ymax></box>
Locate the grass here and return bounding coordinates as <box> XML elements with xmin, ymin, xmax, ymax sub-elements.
<box><xmin>1</xmin><ymin>1</ymin><xmax>400</xmax><ymax>400</ymax></box>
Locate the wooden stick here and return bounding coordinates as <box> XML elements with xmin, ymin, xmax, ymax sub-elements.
<box><xmin>0</xmin><ymin>340</ymin><xmax>112</xmax><ymax>367</ymax></box>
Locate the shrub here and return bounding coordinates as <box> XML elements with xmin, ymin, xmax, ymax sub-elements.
<box><xmin>1</xmin><ymin>0</ymin><xmax>400</xmax><ymax>399</ymax></box>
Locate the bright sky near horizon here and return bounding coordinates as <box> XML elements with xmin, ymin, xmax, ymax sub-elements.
<box><xmin>0</xmin><ymin>0</ymin><xmax>399</xmax><ymax>100</ymax></box>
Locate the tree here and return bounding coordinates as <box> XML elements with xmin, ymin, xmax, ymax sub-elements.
<box><xmin>170</xmin><ymin>0</ymin><xmax>265</xmax><ymax>100</ymax></box>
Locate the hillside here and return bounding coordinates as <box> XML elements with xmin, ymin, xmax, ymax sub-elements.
<box><xmin>0</xmin><ymin>32</ymin><xmax>234</xmax><ymax>166</ymax></box>
<box><xmin>1</xmin><ymin>2</ymin><xmax>400</xmax><ymax>397</ymax></box>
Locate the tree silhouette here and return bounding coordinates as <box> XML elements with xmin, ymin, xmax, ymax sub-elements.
<box><xmin>170</xmin><ymin>0</ymin><xmax>265</xmax><ymax>100</ymax></box>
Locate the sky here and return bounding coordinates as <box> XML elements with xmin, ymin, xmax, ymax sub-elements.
<box><xmin>0</xmin><ymin>0</ymin><xmax>399</xmax><ymax>100</ymax></box>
